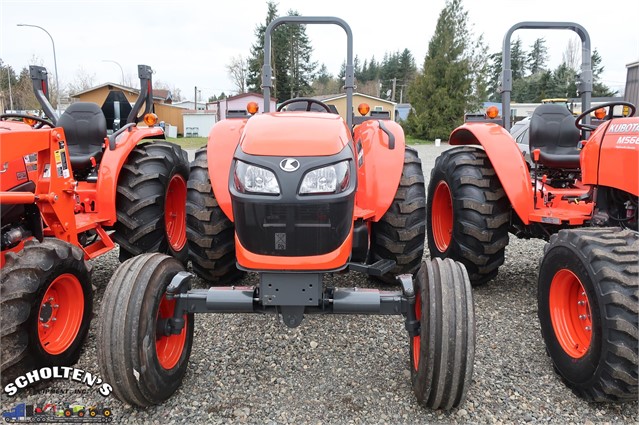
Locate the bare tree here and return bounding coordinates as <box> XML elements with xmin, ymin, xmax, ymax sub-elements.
<box><xmin>226</xmin><ymin>55</ymin><xmax>247</xmax><ymax>94</ymax></box>
<box><xmin>154</xmin><ymin>80</ymin><xmax>183</xmax><ymax>102</ymax></box>
<box><xmin>562</xmin><ymin>37</ymin><xmax>581</xmax><ymax>71</ymax></box>
<box><xmin>65</xmin><ymin>66</ymin><xmax>96</xmax><ymax>97</ymax></box>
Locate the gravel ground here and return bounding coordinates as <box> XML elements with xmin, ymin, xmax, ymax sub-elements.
<box><xmin>3</xmin><ymin>144</ymin><xmax>637</xmax><ymax>424</ymax></box>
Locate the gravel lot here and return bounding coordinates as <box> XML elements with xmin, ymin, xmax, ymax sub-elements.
<box><xmin>4</xmin><ymin>144</ymin><xmax>637</xmax><ymax>424</ymax></box>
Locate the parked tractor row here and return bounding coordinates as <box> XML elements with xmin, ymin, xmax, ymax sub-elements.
<box><xmin>1</xmin><ymin>17</ymin><xmax>636</xmax><ymax>413</ymax></box>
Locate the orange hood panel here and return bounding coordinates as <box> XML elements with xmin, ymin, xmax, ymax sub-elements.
<box><xmin>240</xmin><ymin>112</ymin><xmax>351</xmax><ymax>156</ymax></box>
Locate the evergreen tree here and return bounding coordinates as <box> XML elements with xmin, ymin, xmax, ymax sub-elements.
<box><xmin>510</xmin><ymin>37</ymin><xmax>527</xmax><ymax>80</ymax></box>
<box><xmin>527</xmin><ymin>38</ymin><xmax>548</xmax><ymax>75</ymax></box>
<box><xmin>487</xmin><ymin>52</ymin><xmax>502</xmax><ymax>102</ymax></box>
<box><xmin>246</xmin><ymin>1</ymin><xmax>280</xmax><ymax>94</ymax></box>
<box><xmin>405</xmin><ymin>0</ymin><xmax>476</xmax><ymax>140</ymax></box>
<box><xmin>280</xmin><ymin>10</ymin><xmax>318</xmax><ymax>99</ymax></box>
<box><xmin>245</xmin><ymin>3</ymin><xmax>318</xmax><ymax>102</ymax></box>
<box><xmin>591</xmin><ymin>49</ymin><xmax>617</xmax><ymax>97</ymax></box>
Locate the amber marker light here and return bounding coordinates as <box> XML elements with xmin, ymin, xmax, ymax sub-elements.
<box><xmin>486</xmin><ymin>105</ymin><xmax>499</xmax><ymax>119</ymax></box>
<box><xmin>23</xmin><ymin>117</ymin><xmax>37</xmax><ymax>127</ymax></box>
<box><xmin>358</xmin><ymin>103</ymin><xmax>370</xmax><ymax>116</ymax></box>
<box><xmin>594</xmin><ymin>108</ymin><xmax>606</xmax><ymax>120</ymax></box>
<box><xmin>247</xmin><ymin>102</ymin><xmax>259</xmax><ymax>115</ymax></box>
<box><xmin>143</xmin><ymin>113</ymin><xmax>158</xmax><ymax>126</ymax></box>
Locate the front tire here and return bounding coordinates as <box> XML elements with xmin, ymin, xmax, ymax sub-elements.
<box><xmin>370</xmin><ymin>146</ymin><xmax>426</xmax><ymax>283</ymax></box>
<box><xmin>1</xmin><ymin>239</ymin><xmax>92</xmax><ymax>386</ymax></box>
<box><xmin>410</xmin><ymin>258</ymin><xmax>475</xmax><ymax>410</ymax></box>
<box><xmin>426</xmin><ymin>146</ymin><xmax>510</xmax><ymax>286</ymax></box>
<box><xmin>97</xmin><ymin>253</ymin><xmax>193</xmax><ymax>407</ymax></box>
<box><xmin>186</xmin><ymin>147</ymin><xmax>243</xmax><ymax>284</ymax></box>
<box><xmin>538</xmin><ymin>228</ymin><xmax>638</xmax><ymax>402</ymax></box>
<box><xmin>113</xmin><ymin>141</ymin><xmax>189</xmax><ymax>263</ymax></box>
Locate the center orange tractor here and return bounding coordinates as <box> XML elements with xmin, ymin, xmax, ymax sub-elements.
<box><xmin>426</xmin><ymin>22</ymin><xmax>638</xmax><ymax>401</ymax></box>
<box><xmin>97</xmin><ymin>17</ymin><xmax>474</xmax><ymax>410</ymax></box>
<box><xmin>0</xmin><ymin>65</ymin><xmax>189</xmax><ymax>385</ymax></box>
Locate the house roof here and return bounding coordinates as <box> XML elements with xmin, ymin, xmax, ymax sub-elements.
<box><xmin>71</xmin><ymin>82</ymin><xmax>169</xmax><ymax>102</ymax></box>
<box><xmin>219</xmin><ymin>92</ymin><xmax>277</xmax><ymax>102</ymax></box>
<box><xmin>312</xmin><ymin>92</ymin><xmax>396</xmax><ymax>105</ymax></box>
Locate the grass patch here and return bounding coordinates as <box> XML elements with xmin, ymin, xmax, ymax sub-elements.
<box><xmin>166</xmin><ymin>137</ymin><xmax>207</xmax><ymax>150</ymax></box>
<box><xmin>406</xmin><ymin>136</ymin><xmax>432</xmax><ymax>145</ymax></box>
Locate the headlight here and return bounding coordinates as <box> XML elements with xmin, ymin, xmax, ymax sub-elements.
<box><xmin>234</xmin><ymin>161</ymin><xmax>280</xmax><ymax>194</ymax></box>
<box><xmin>299</xmin><ymin>160</ymin><xmax>350</xmax><ymax>195</ymax></box>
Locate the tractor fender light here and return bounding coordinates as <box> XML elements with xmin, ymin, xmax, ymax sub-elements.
<box><xmin>594</xmin><ymin>108</ymin><xmax>606</xmax><ymax>120</ymax></box>
<box><xmin>357</xmin><ymin>103</ymin><xmax>370</xmax><ymax>116</ymax></box>
<box><xmin>143</xmin><ymin>113</ymin><xmax>159</xmax><ymax>126</ymax></box>
<box><xmin>486</xmin><ymin>105</ymin><xmax>499</xmax><ymax>119</ymax></box>
<box><xmin>247</xmin><ymin>102</ymin><xmax>259</xmax><ymax>115</ymax></box>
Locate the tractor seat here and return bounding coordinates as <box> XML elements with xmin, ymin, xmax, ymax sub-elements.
<box><xmin>528</xmin><ymin>104</ymin><xmax>581</xmax><ymax>168</ymax></box>
<box><xmin>57</xmin><ymin>102</ymin><xmax>107</xmax><ymax>171</ymax></box>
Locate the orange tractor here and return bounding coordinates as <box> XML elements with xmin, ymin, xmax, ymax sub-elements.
<box><xmin>0</xmin><ymin>65</ymin><xmax>189</xmax><ymax>385</ymax></box>
<box><xmin>426</xmin><ymin>22</ymin><xmax>638</xmax><ymax>401</ymax></box>
<box><xmin>97</xmin><ymin>17</ymin><xmax>474</xmax><ymax>410</ymax></box>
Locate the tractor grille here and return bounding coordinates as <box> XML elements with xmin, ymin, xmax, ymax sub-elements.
<box><xmin>233</xmin><ymin>199</ymin><xmax>353</xmax><ymax>256</ymax></box>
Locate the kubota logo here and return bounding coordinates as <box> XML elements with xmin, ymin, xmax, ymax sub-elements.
<box><xmin>280</xmin><ymin>158</ymin><xmax>300</xmax><ymax>172</ymax></box>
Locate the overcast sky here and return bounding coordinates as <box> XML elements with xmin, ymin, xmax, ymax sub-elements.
<box><xmin>1</xmin><ymin>0</ymin><xmax>638</xmax><ymax>101</ymax></box>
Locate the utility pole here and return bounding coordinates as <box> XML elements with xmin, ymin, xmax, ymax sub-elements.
<box><xmin>194</xmin><ymin>86</ymin><xmax>197</xmax><ymax>111</ymax></box>
<box><xmin>7</xmin><ymin>68</ymin><xmax>14</xmax><ymax>111</ymax></box>
<box><xmin>391</xmin><ymin>78</ymin><xmax>397</xmax><ymax>102</ymax></box>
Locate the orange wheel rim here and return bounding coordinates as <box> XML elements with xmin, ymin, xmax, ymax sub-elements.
<box><xmin>38</xmin><ymin>274</ymin><xmax>84</xmax><ymax>355</ymax></box>
<box><xmin>412</xmin><ymin>293</ymin><xmax>422</xmax><ymax>370</ymax></box>
<box><xmin>165</xmin><ymin>174</ymin><xmax>187</xmax><ymax>251</ymax></box>
<box><xmin>549</xmin><ymin>269</ymin><xmax>592</xmax><ymax>358</ymax></box>
<box><xmin>432</xmin><ymin>181</ymin><xmax>453</xmax><ymax>252</ymax></box>
<box><xmin>156</xmin><ymin>295</ymin><xmax>187</xmax><ymax>370</ymax></box>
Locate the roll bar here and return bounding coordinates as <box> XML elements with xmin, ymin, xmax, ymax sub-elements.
<box><xmin>501</xmin><ymin>22</ymin><xmax>592</xmax><ymax>130</ymax></box>
<box><xmin>262</xmin><ymin>16</ymin><xmax>355</xmax><ymax>128</ymax></box>
<box><xmin>126</xmin><ymin>65</ymin><xmax>155</xmax><ymax>124</ymax></box>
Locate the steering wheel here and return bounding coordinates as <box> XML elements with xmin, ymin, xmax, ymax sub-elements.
<box><xmin>0</xmin><ymin>113</ymin><xmax>54</xmax><ymax>128</ymax></box>
<box><xmin>277</xmin><ymin>98</ymin><xmax>331</xmax><ymax>113</ymax></box>
<box><xmin>575</xmin><ymin>101</ymin><xmax>636</xmax><ymax>131</ymax></box>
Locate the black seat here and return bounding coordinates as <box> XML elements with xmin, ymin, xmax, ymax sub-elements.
<box><xmin>58</xmin><ymin>102</ymin><xmax>107</xmax><ymax>171</ymax></box>
<box><xmin>529</xmin><ymin>104</ymin><xmax>581</xmax><ymax>168</ymax></box>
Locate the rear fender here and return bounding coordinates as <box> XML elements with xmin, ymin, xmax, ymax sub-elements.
<box><xmin>353</xmin><ymin>120</ymin><xmax>405</xmax><ymax>221</ymax></box>
<box><xmin>207</xmin><ymin>119</ymin><xmax>248</xmax><ymax>221</ymax></box>
<box><xmin>449</xmin><ymin>123</ymin><xmax>533</xmax><ymax>224</ymax></box>
<box><xmin>96</xmin><ymin>126</ymin><xmax>165</xmax><ymax>225</ymax></box>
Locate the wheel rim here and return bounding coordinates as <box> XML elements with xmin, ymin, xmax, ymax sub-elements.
<box><xmin>164</xmin><ymin>174</ymin><xmax>187</xmax><ymax>252</ymax></box>
<box><xmin>38</xmin><ymin>274</ymin><xmax>84</xmax><ymax>355</ymax></box>
<box><xmin>412</xmin><ymin>293</ymin><xmax>422</xmax><ymax>371</ymax></box>
<box><xmin>549</xmin><ymin>269</ymin><xmax>592</xmax><ymax>359</ymax></box>
<box><xmin>156</xmin><ymin>294</ymin><xmax>187</xmax><ymax>370</ymax></box>
<box><xmin>431</xmin><ymin>180</ymin><xmax>453</xmax><ymax>252</ymax></box>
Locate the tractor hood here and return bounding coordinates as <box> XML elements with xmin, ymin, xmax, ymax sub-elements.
<box><xmin>239</xmin><ymin>113</ymin><xmax>351</xmax><ymax>157</ymax></box>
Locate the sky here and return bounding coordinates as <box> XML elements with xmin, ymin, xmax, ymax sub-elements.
<box><xmin>1</xmin><ymin>0</ymin><xmax>638</xmax><ymax>102</ymax></box>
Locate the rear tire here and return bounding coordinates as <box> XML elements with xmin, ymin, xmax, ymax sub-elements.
<box><xmin>97</xmin><ymin>253</ymin><xmax>193</xmax><ymax>407</ymax></box>
<box><xmin>426</xmin><ymin>146</ymin><xmax>510</xmax><ymax>286</ymax></box>
<box><xmin>370</xmin><ymin>146</ymin><xmax>426</xmax><ymax>283</ymax></box>
<box><xmin>410</xmin><ymin>258</ymin><xmax>475</xmax><ymax>410</ymax></box>
<box><xmin>186</xmin><ymin>147</ymin><xmax>243</xmax><ymax>284</ymax></box>
<box><xmin>113</xmin><ymin>141</ymin><xmax>189</xmax><ymax>263</ymax></box>
<box><xmin>538</xmin><ymin>228</ymin><xmax>638</xmax><ymax>402</ymax></box>
<box><xmin>1</xmin><ymin>239</ymin><xmax>92</xmax><ymax>387</ymax></box>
